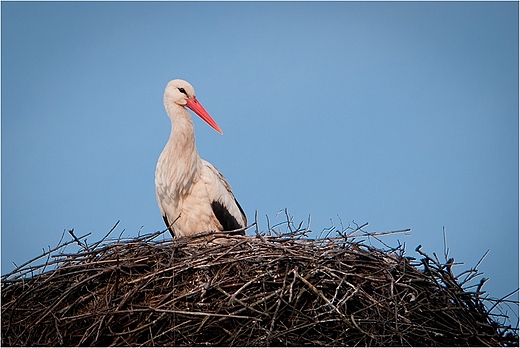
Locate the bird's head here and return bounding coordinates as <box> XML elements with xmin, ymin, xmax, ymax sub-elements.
<box><xmin>164</xmin><ymin>79</ymin><xmax>223</xmax><ymax>134</ymax></box>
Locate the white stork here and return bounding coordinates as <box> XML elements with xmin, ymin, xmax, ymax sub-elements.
<box><xmin>155</xmin><ymin>79</ymin><xmax>247</xmax><ymax>238</ymax></box>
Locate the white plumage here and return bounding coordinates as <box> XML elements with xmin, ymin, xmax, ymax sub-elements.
<box><xmin>155</xmin><ymin>79</ymin><xmax>247</xmax><ymax>238</ymax></box>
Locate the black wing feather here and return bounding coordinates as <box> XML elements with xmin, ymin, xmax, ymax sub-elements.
<box><xmin>163</xmin><ymin>215</ymin><xmax>174</xmax><ymax>237</ymax></box>
<box><xmin>211</xmin><ymin>200</ymin><xmax>245</xmax><ymax>235</ymax></box>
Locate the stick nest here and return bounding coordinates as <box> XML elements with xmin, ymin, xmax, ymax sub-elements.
<box><xmin>2</xmin><ymin>219</ymin><xmax>518</xmax><ymax>346</ymax></box>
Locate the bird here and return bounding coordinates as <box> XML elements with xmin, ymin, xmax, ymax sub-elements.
<box><xmin>155</xmin><ymin>79</ymin><xmax>247</xmax><ymax>239</ymax></box>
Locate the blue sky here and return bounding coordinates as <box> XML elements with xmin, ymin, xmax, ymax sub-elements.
<box><xmin>2</xmin><ymin>1</ymin><xmax>518</xmax><ymax>321</ymax></box>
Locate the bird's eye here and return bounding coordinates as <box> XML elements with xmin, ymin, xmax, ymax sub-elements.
<box><xmin>178</xmin><ymin>87</ymin><xmax>188</xmax><ymax>96</ymax></box>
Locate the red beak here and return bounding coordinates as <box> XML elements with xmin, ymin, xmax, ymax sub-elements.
<box><xmin>185</xmin><ymin>97</ymin><xmax>223</xmax><ymax>134</ymax></box>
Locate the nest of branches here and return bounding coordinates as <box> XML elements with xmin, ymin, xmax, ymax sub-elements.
<box><xmin>2</xmin><ymin>217</ymin><xmax>518</xmax><ymax>346</ymax></box>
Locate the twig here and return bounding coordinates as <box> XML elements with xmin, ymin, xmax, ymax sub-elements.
<box><xmin>68</xmin><ymin>229</ymin><xmax>89</xmax><ymax>251</ymax></box>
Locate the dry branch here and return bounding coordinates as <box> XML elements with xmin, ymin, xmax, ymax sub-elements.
<box><xmin>1</xmin><ymin>218</ymin><xmax>518</xmax><ymax>346</ymax></box>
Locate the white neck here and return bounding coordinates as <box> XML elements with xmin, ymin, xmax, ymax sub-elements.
<box><xmin>160</xmin><ymin>102</ymin><xmax>202</xmax><ymax>196</ymax></box>
<box><xmin>166</xmin><ymin>103</ymin><xmax>197</xmax><ymax>151</ymax></box>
